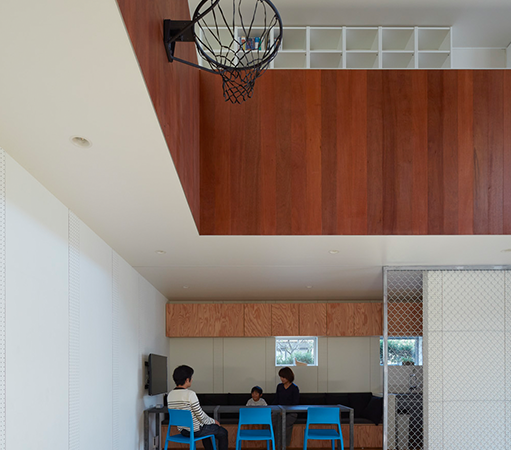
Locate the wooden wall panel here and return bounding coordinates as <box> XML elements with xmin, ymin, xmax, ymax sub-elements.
<box><xmin>299</xmin><ymin>303</ymin><xmax>327</xmax><ymax>336</ymax></box>
<box><xmin>244</xmin><ymin>303</ymin><xmax>272</xmax><ymax>337</ymax></box>
<box><xmin>117</xmin><ymin>0</ymin><xmax>201</xmax><ymax>228</ymax></box>
<box><xmin>271</xmin><ymin>303</ymin><xmax>299</xmax><ymax>336</ymax></box>
<box><xmin>199</xmin><ymin>70</ymin><xmax>511</xmax><ymax>236</ymax></box>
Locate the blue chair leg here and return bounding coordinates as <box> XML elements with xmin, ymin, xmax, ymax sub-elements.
<box><xmin>271</xmin><ymin>437</ymin><xmax>276</xmax><ymax>450</ymax></box>
<box><xmin>331</xmin><ymin>440</ymin><xmax>335</xmax><ymax>450</ymax></box>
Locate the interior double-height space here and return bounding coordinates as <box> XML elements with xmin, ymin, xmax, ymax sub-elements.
<box><xmin>1</xmin><ymin>1</ymin><xmax>511</xmax><ymax>450</ymax></box>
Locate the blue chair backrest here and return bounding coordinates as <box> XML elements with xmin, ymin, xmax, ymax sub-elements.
<box><xmin>169</xmin><ymin>409</ymin><xmax>194</xmax><ymax>429</ymax></box>
<box><xmin>306</xmin><ymin>407</ymin><xmax>340</xmax><ymax>425</ymax></box>
<box><xmin>239</xmin><ymin>407</ymin><xmax>272</xmax><ymax>425</ymax></box>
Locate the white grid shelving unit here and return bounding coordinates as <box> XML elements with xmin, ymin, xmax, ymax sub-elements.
<box><xmin>198</xmin><ymin>26</ymin><xmax>452</xmax><ymax>70</ymax></box>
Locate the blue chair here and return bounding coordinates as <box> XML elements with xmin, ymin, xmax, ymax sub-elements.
<box><xmin>236</xmin><ymin>407</ymin><xmax>276</xmax><ymax>450</ymax></box>
<box><xmin>303</xmin><ymin>407</ymin><xmax>344</xmax><ymax>450</ymax></box>
<box><xmin>164</xmin><ymin>409</ymin><xmax>217</xmax><ymax>450</ymax></box>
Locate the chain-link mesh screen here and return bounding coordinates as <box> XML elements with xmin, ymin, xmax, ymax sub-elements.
<box><xmin>384</xmin><ymin>268</ymin><xmax>511</xmax><ymax>450</ymax></box>
<box><xmin>385</xmin><ymin>270</ymin><xmax>423</xmax><ymax>450</ymax></box>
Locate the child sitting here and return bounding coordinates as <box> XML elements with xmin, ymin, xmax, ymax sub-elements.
<box><xmin>246</xmin><ymin>386</ymin><xmax>267</xmax><ymax>406</ymax></box>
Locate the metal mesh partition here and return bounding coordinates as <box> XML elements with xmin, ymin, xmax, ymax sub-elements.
<box><xmin>384</xmin><ymin>267</ymin><xmax>511</xmax><ymax>450</ymax></box>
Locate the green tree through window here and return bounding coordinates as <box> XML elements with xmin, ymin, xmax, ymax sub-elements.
<box><xmin>276</xmin><ymin>337</ymin><xmax>317</xmax><ymax>366</ymax></box>
<box><xmin>380</xmin><ymin>337</ymin><xmax>422</xmax><ymax>365</ymax></box>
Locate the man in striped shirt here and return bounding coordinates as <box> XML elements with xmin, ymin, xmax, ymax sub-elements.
<box><xmin>167</xmin><ymin>365</ymin><xmax>228</xmax><ymax>450</ymax></box>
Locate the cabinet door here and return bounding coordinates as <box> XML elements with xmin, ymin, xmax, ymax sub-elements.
<box><xmin>218</xmin><ymin>303</ymin><xmax>244</xmax><ymax>337</ymax></box>
<box><xmin>388</xmin><ymin>302</ymin><xmax>423</xmax><ymax>336</ymax></box>
<box><xmin>326</xmin><ymin>303</ymin><xmax>352</xmax><ymax>336</ymax></box>
<box><xmin>299</xmin><ymin>303</ymin><xmax>326</xmax><ymax>336</ymax></box>
<box><xmin>327</xmin><ymin>302</ymin><xmax>383</xmax><ymax>336</ymax></box>
<box><xmin>272</xmin><ymin>303</ymin><xmax>299</xmax><ymax>336</ymax></box>
<box><xmin>166</xmin><ymin>303</ymin><xmax>244</xmax><ymax>337</ymax></box>
<box><xmin>353</xmin><ymin>303</ymin><xmax>383</xmax><ymax>336</ymax></box>
<box><xmin>166</xmin><ymin>303</ymin><xmax>202</xmax><ymax>337</ymax></box>
<box><xmin>244</xmin><ymin>303</ymin><xmax>272</xmax><ymax>336</ymax></box>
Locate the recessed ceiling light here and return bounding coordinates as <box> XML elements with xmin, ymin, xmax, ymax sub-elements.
<box><xmin>306</xmin><ymin>285</ymin><xmax>313</xmax><ymax>289</ymax></box>
<box><xmin>329</xmin><ymin>250</ymin><xmax>339</xmax><ymax>254</ymax></box>
<box><xmin>155</xmin><ymin>250</ymin><xmax>166</xmax><ymax>255</ymax></box>
<box><xmin>70</xmin><ymin>136</ymin><xmax>92</xmax><ymax>148</ymax></box>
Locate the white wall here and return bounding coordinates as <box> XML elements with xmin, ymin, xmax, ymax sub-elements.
<box><xmin>507</xmin><ymin>43</ymin><xmax>511</xmax><ymax>68</ymax></box>
<box><xmin>1</xmin><ymin>149</ymin><xmax>169</xmax><ymax>450</ymax></box>
<box><xmin>452</xmin><ymin>48</ymin><xmax>507</xmax><ymax>68</ymax></box>
<box><xmin>168</xmin><ymin>336</ymin><xmax>382</xmax><ymax>394</ymax></box>
<box><xmin>423</xmin><ymin>270</ymin><xmax>511</xmax><ymax>450</ymax></box>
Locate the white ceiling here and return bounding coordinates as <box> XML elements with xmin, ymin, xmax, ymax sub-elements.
<box><xmin>1</xmin><ymin>0</ymin><xmax>511</xmax><ymax>302</ymax></box>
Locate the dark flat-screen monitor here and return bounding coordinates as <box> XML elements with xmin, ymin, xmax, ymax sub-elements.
<box><xmin>147</xmin><ymin>354</ymin><xmax>167</xmax><ymax>395</ymax></box>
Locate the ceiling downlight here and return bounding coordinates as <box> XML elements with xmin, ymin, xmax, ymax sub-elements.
<box><xmin>70</xmin><ymin>136</ymin><xmax>92</xmax><ymax>148</ymax></box>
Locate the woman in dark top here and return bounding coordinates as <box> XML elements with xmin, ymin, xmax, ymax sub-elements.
<box><xmin>273</xmin><ymin>367</ymin><xmax>300</xmax><ymax>447</ymax></box>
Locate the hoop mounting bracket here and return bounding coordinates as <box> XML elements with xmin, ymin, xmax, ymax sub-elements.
<box><xmin>164</xmin><ymin>20</ymin><xmax>195</xmax><ymax>62</ymax></box>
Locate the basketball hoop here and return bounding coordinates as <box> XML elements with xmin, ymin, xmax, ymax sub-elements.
<box><xmin>164</xmin><ymin>0</ymin><xmax>283</xmax><ymax>103</ymax></box>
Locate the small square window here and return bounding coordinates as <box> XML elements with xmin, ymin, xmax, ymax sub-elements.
<box><xmin>275</xmin><ymin>337</ymin><xmax>318</xmax><ymax>366</ymax></box>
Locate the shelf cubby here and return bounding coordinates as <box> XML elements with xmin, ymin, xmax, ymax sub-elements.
<box><xmin>273</xmin><ymin>51</ymin><xmax>307</xmax><ymax>69</ymax></box>
<box><xmin>382</xmin><ymin>28</ymin><xmax>415</xmax><ymax>51</ymax></box>
<box><xmin>346</xmin><ymin>52</ymin><xmax>379</xmax><ymax>69</ymax></box>
<box><xmin>310</xmin><ymin>28</ymin><xmax>343</xmax><ymax>51</ymax></box>
<box><xmin>201</xmin><ymin>28</ymin><xmax>235</xmax><ymax>51</ymax></box>
<box><xmin>280</xmin><ymin>28</ymin><xmax>307</xmax><ymax>51</ymax></box>
<box><xmin>382</xmin><ymin>52</ymin><xmax>415</xmax><ymax>69</ymax></box>
<box><xmin>418</xmin><ymin>28</ymin><xmax>451</xmax><ymax>51</ymax></box>
<box><xmin>345</xmin><ymin>28</ymin><xmax>378</xmax><ymax>51</ymax></box>
<box><xmin>310</xmin><ymin>52</ymin><xmax>343</xmax><ymax>69</ymax></box>
<box><xmin>418</xmin><ymin>52</ymin><xmax>451</xmax><ymax>68</ymax></box>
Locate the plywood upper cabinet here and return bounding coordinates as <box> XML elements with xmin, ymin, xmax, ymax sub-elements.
<box><xmin>244</xmin><ymin>303</ymin><xmax>272</xmax><ymax>336</ymax></box>
<box><xmin>388</xmin><ymin>302</ymin><xmax>422</xmax><ymax>336</ymax></box>
<box><xmin>167</xmin><ymin>302</ymin><xmax>383</xmax><ymax>337</ymax></box>
<box><xmin>326</xmin><ymin>303</ymin><xmax>352</xmax><ymax>336</ymax></box>
<box><xmin>353</xmin><ymin>303</ymin><xmax>383</xmax><ymax>336</ymax></box>
<box><xmin>166</xmin><ymin>303</ymin><xmax>244</xmax><ymax>337</ymax></box>
<box><xmin>218</xmin><ymin>303</ymin><xmax>244</xmax><ymax>337</ymax></box>
<box><xmin>299</xmin><ymin>303</ymin><xmax>327</xmax><ymax>336</ymax></box>
<box><xmin>271</xmin><ymin>303</ymin><xmax>299</xmax><ymax>336</ymax></box>
<box><xmin>327</xmin><ymin>302</ymin><xmax>383</xmax><ymax>336</ymax></box>
<box><xmin>166</xmin><ymin>303</ymin><xmax>203</xmax><ymax>337</ymax></box>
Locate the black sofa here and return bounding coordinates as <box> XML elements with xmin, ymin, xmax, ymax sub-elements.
<box><xmin>194</xmin><ymin>392</ymin><xmax>383</xmax><ymax>426</ymax></box>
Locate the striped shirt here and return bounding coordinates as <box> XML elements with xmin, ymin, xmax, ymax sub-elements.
<box><xmin>166</xmin><ymin>388</ymin><xmax>215</xmax><ymax>432</ymax></box>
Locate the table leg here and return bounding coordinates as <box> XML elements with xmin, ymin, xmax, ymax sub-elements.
<box><xmin>349</xmin><ymin>409</ymin><xmax>354</xmax><ymax>450</ymax></box>
<box><xmin>144</xmin><ymin>410</ymin><xmax>149</xmax><ymax>450</ymax></box>
<box><xmin>281</xmin><ymin>410</ymin><xmax>286</xmax><ymax>450</ymax></box>
<box><xmin>155</xmin><ymin>412</ymin><xmax>161</xmax><ymax>449</ymax></box>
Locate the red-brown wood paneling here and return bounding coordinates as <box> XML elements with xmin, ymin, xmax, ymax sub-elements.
<box><xmin>199</xmin><ymin>69</ymin><xmax>511</xmax><ymax>235</ymax></box>
<box><xmin>117</xmin><ymin>0</ymin><xmax>201</xmax><ymax>228</ymax></box>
